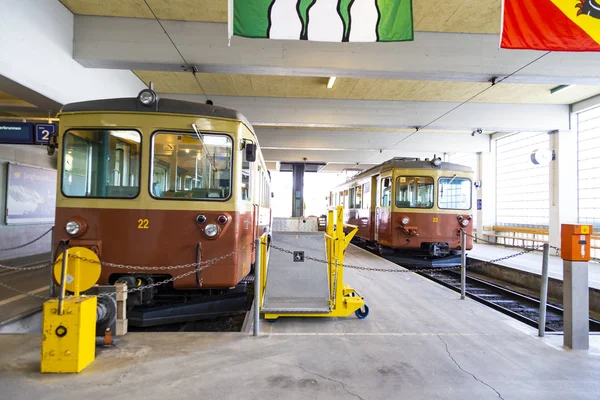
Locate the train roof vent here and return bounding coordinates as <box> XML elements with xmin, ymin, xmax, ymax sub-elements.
<box><xmin>386</xmin><ymin>157</ymin><xmax>421</xmax><ymax>163</ymax></box>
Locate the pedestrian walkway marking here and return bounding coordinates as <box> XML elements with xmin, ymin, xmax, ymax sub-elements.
<box><xmin>0</xmin><ymin>286</ymin><xmax>49</xmax><ymax>307</ymax></box>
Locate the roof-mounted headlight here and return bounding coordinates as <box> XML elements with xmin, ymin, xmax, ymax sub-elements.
<box><xmin>432</xmin><ymin>157</ymin><xmax>442</xmax><ymax>167</ymax></box>
<box><xmin>138</xmin><ymin>89</ymin><xmax>158</xmax><ymax>106</ymax></box>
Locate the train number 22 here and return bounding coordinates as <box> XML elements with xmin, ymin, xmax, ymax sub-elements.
<box><xmin>137</xmin><ymin>219</ymin><xmax>150</xmax><ymax>229</ymax></box>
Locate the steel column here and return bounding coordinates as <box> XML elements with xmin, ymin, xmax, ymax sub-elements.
<box><xmin>291</xmin><ymin>163</ymin><xmax>305</xmax><ymax>217</ymax></box>
<box><xmin>538</xmin><ymin>243</ymin><xmax>550</xmax><ymax>337</ymax></box>
<box><xmin>461</xmin><ymin>230</ymin><xmax>466</xmax><ymax>300</ymax></box>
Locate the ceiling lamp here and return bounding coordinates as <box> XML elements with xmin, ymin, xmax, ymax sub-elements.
<box><xmin>327</xmin><ymin>77</ymin><xmax>337</xmax><ymax>89</ymax></box>
<box><xmin>550</xmin><ymin>85</ymin><xmax>575</xmax><ymax>95</ymax></box>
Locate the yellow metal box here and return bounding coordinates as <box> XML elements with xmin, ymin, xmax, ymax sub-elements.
<box><xmin>41</xmin><ymin>296</ymin><xmax>97</xmax><ymax>373</ymax></box>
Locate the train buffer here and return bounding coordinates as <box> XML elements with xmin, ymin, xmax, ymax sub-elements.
<box><xmin>259</xmin><ymin>206</ymin><xmax>369</xmax><ymax>321</ymax></box>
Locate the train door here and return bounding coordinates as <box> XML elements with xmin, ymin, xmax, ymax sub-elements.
<box><xmin>376</xmin><ymin>172</ymin><xmax>393</xmax><ymax>245</ymax></box>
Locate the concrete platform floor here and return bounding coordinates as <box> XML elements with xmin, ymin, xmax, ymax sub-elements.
<box><xmin>469</xmin><ymin>244</ymin><xmax>600</xmax><ymax>290</ymax></box>
<box><xmin>1</xmin><ymin>245</ymin><xmax>599</xmax><ymax>400</ymax></box>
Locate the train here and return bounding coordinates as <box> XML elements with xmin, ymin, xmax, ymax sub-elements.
<box><xmin>50</xmin><ymin>88</ymin><xmax>271</xmax><ymax>325</ymax></box>
<box><xmin>330</xmin><ymin>157</ymin><xmax>474</xmax><ymax>257</ymax></box>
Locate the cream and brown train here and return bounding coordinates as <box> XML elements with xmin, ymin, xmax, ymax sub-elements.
<box><xmin>330</xmin><ymin>157</ymin><xmax>474</xmax><ymax>257</ymax></box>
<box><xmin>51</xmin><ymin>89</ymin><xmax>271</xmax><ymax>324</ymax></box>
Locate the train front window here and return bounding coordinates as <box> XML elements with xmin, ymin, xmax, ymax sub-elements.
<box><xmin>396</xmin><ymin>176</ymin><xmax>434</xmax><ymax>208</ymax></box>
<box><xmin>151</xmin><ymin>132</ymin><xmax>232</xmax><ymax>200</ymax></box>
<box><xmin>438</xmin><ymin>176</ymin><xmax>472</xmax><ymax>210</ymax></box>
<box><xmin>61</xmin><ymin>130</ymin><xmax>141</xmax><ymax>198</ymax></box>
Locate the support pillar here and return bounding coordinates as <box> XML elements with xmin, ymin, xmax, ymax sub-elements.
<box><xmin>561</xmin><ymin>223</ymin><xmax>592</xmax><ymax>350</ymax></box>
<box><xmin>477</xmin><ymin>150</ymin><xmax>496</xmax><ymax>240</ymax></box>
<box><xmin>292</xmin><ymin>163</ymin><xmax>305</xmax><ymax>218</ymax></box>
<box><xmin>549</xmin><ymin>129</ymin><xmax>578</xmax><ymax>249</ymax></box>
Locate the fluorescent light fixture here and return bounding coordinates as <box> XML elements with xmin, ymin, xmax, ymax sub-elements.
<box><xmin>202</xmin><ymin>135</ymin><xmax>230</xmax><ymax>146</ymax></box>
<box><xmin>550</xmin><ymin>84</ymin><xmax>575</xmax><ymax>95</ymax></box>
<box><xmin>110</xmin><ymin>131</ymin><xmax>141</xmax><ymax>143</ymax></box>
<box><xmin>327</xmin><ymin>77</ymin><xmax>337</xmax><ymax>89</ymax></box>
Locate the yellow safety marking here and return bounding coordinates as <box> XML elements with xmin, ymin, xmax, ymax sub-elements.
<box><xmin>137</xmin><ymin>218</ymin><xmax>150</xmax><ymax>229</ymax></box>
<box><xmin>0</xmin><ymin>285</ymin><xmax>49</xmax><ymax>307</ymax></box>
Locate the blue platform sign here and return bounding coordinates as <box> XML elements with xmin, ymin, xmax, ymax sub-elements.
<box><xmin>0</xmin><ymin>122</ymin><xmax>33</xmax><ymax>144</ymax></box>
<box><xmin>477</xmin><ymin>199</ymin><xmax>482</xmax><ymax>211</ymax></box>
<box><xmin>35</xmin><ymin>124</ymin><xmax>56</xmax><ymax>144</ymax></box>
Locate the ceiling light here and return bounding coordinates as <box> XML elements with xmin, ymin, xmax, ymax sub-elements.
<box><xmin>550</xmin><ymin>85</ymin><xmax>575</xmax><ymax>95</ymax></box>
<box><xmin>327</xmin><ymin>77</ymin><xmax>337</xmax><ymax>89</ymax></box>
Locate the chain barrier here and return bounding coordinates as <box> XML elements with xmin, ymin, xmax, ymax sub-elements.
<box><xmin>270</xmin><ymin>241</ymin><xmax>544</xmax><ymax>275</ymax></box>
<box><xmin>0</xmin><ymin>242</ymin><xmax>254</xmax><ymax>301</ymax></box>
<box><xmin>0</xmin><ymin>262</ymin><xmax>51</xmax><ymax>271</ymax></box>
<box><xmin>0</xmin><ymin>227</ymin><xmax>53</xmax><ymax>252</ymax></box>
<box><xmin>0</xmin><ymin>281</ymin><xmax>51</xmax><ymax>300</ymax></box>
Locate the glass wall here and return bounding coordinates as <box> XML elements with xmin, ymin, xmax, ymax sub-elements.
<box><xmin>496</xmin><ymin>132</ymin><xmax>550</xmax><ymax>227</ymax></box>
<box><xmin>578</xmin><ymin>106</ymin><xmax>600</xmax><ymax>230</ymax></box>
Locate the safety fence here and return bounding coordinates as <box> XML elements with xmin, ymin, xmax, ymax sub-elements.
<box><xmin>0</xmin><ymin>220</ymin><xmax>569</xmax><ymax>334</ymax></box>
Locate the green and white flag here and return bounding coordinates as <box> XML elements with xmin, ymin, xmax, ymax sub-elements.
<box><xmin>229</xmin><ymin>0</ymin><xmax>413</xmax><ymax>42</ymax></box>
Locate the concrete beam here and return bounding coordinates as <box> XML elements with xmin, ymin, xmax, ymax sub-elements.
<box><xmin>0</xmin><ymin>1</ymin><xmax>146</xmax><ymax>108</ymax></box>
<box><xmin>166</xmin><ymin>95</ymin><xmax>570</xmax><ymax>132</ymax></box>
<box><xmin>74</xmin><ymin>16</ymin><xmax>600</xmax><ymax>85</ymax></box>
<box><xmin>0</xmin><ymin>75</ymin><xmax>62</xmax><ymax>113</ymax></box>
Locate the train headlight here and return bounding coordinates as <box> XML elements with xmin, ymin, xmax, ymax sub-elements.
<box><xmin>217</xmin><ymin>215</ymin><xmax>228</xmax><ymax>224</ymax></box>
<box><xmin>460</xmin><ymin>219</ymin><xmax>470</xmax><ymax>227</ymax></box>
<box><xmin>401</xmin><ymin>217</ymin><xmax>410</xmax><ymax>225</ymax></box>
<box><xmin>204</xmin><ymin>224</ymin><xmax>218</xmax><ymax>237</ymax></box>
<box><xmin>65</xmin><ymin>221</ymin><xmax>81</xmax><ymax>236</ymax></box>
<box><xmin>432</xmin><ymin>157</ymin><xmax>442</xmax><ymax>167</ymax></box>
<box><xmin>138</xmin><ymin>89</ymin><xmax>157</xmax><ymax>106</ymax></box>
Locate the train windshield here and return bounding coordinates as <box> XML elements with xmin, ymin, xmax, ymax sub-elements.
<box><xmin>438</xmin><ymin>176</ymin><xmax>472</xmax><ymax>210</ymax></box>
<box><xmin>61</xmin><ymin>130</ymin><xmax>141</xmax><ymax>198</ymax></box>
<box><xmin>396</xmin><ymin>176</ymin><xmax>434</xmax><ymax>208</ymax></box>
<box><xmin>151</xmin><ymin>132</ymin><xmax>233</xmax><ymax>200</ymax></box>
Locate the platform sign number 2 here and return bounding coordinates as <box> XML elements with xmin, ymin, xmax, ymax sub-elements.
<box><xmin>34</xmin><ymin>124</ymin><xmax>56</xmax><ymax>144</ymax></box>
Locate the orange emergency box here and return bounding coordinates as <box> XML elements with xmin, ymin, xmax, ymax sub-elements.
<box><xmin>561</xmin><ymin>224</ymin><xmax>593</xmax><ymax>262</ymax></box>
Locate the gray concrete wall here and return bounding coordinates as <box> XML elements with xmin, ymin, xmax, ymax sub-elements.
<box><xmin>0</xmin><ymin>144</ymin><xmax>56</xmax><ymax>261</ymax></box>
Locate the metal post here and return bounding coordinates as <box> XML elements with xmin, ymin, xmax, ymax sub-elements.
<box><xmin>564</xmin><ymin>260</ymin><xmax>589</xmax><ymax>349</ymax></box>
<box><xmin>461</xmin><ymin>230</ymin><xmax>466</xmax><ymax>300</ymax></box>
<box><xmin>49</xmin><ymin>227</ymin><xmax>56</xmax><ymax>297</ymax></box>
<box><xmin>538</xmin><ymin>243</ymin><xmax>550</xmax><ymax>337</ymax></box>
<box><xmin>253</xmin><ymin>238</ymin><xmax>261</xmax><ymax>337</ymax></box>
<box><xmin>58</xmin><ymin>248</ymin><xmax>69</xmax><ymax>315</ymax></box>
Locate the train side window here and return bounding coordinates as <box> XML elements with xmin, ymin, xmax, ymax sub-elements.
<box><xmin>349</xmin><ymin>187</ymin><xmax>356</xmax><ymax>208</ymax></box>
<box><xmin>241</xmin><ymin>144</ymin><xmax>251</xmax><ymax>201</ymax></box>
<box><xmin>381</xmin><ymin>178</ymin><xmax>391</xmax><ymax>207</ymax></box>
<box><xmin>355</xmin><ymin>185</ymin><xmax>363</xmax><ymax>209</ymax></box>
<box><xmin>362</xmin><ymin>183</ymin><xmax>370</xmax><ymax>209</ymax></box>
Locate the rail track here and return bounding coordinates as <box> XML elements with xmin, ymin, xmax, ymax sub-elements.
<box><xmin>417</xmin><ymin>268</ymin><xmax>600</xmax><ymax>332</ymax></box>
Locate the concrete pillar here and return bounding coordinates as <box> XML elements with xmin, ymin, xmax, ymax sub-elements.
<box><xmin>549</xmin><ymin>130</ymin><xmax>578</xmax><ymax>249</ymax></box>
<box><xmin>478</xmin><ymin>149</ymin><xmax>496</xmax><ymax>238</ymax></box>
<box><xmin>563</xmin><ymin>261</ymin><xmax>589</xmax><ymax>349</ymax></box>
<box><xmin>292</xmin><ymin>164</ymin><xmax>305</xmax><ymax>217</ymax></box>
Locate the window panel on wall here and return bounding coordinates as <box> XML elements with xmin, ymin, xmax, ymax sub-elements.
<box><xmin>495</xmin><ymin>132</ymin><xmax>550</xmax><ymax>227</ymax></box>
<box><xmin>578</xmin><ymin>107</ymin><xmax>600</xmax><ymax>230</ymax></box>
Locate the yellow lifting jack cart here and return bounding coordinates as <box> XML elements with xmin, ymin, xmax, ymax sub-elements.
<box><xmin>41</xmin><ymin>247</ymin><xmax>101</xmax><ymax>373</ymax></box>
<box><xmin>260</xmin><ymin>206</ymin><xmax>368</xmax><ymax>321</ymax></box>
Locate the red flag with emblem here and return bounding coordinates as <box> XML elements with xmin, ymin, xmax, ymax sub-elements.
<box><xmin>501</xmin><ymin>0</ymin><xmax>600</xmax><ymax>51</ymax></box>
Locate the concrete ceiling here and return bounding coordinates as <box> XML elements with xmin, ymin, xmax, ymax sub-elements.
<box><xmin>44</xmin><ymin>0</ymin><xmax>600</xmax><ymax>170</ymax></box>
<box><xmin>60</xmin><ymin>0</ymin><xmax>502</xmax><ymax>34</ymax></box>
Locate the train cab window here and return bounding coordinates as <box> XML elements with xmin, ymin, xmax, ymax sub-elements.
<box><xmin>396</xmin><ymin>176</ymin><xmax>434</xmax><ymax>208</ymax></box>
<box><xmin>241</xmin><ymin>144</ymin><xmax>251</xmax><ymax>201</ymax></box>
<box><xmin>362</xmin><ymin>182</ymin><xmax>370</xmax><ymax>209</ymax></box>
<box><xmin>151</xmin><ymin>132</ymin><xmax>232</xmax><ymax>200</ymax></box>
<box><xmin>349</xmin><ymin>187</ymin><xmax>356</xmax><ymax>208</ymax></box>
<box><xmin>355</xmin><ymin>185</ymin><xmax>363</xmax><ymax>209</ymax></box>
<box><xmin>381</xmin><ymin>178</ymin><xmax>391</xmax><ymax>207</ymax></box>
<box><xmin>61</xmin><ymin>130</ymin><xmax>141</xmax><ymax>198</ymax></box>
<box><xmin>438</xmin><ymin>176</ymin><xmax>472</xmax><ymax>210</ymax></box>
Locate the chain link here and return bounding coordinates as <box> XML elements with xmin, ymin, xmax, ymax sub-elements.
<box><xmin>0</xmin><ymin>227</ymin><xmax>53</xmax><ymax>252</ymax></box>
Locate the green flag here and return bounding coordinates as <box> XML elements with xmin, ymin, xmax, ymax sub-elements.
<box><xmin>231</xmin><ymin>0</ymin><xmax>413</xmax><ymax>42</ymax></box>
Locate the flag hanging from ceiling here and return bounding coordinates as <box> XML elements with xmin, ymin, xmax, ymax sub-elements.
<box><xmin>229</xmin><ymin>0</ymin><xmax>413</xmax><ymax>42</ymax></box>
<box><xmin>501</xmin><ymin>0</ymin><xmax>600</xmax><ymax>51</ymax></box>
